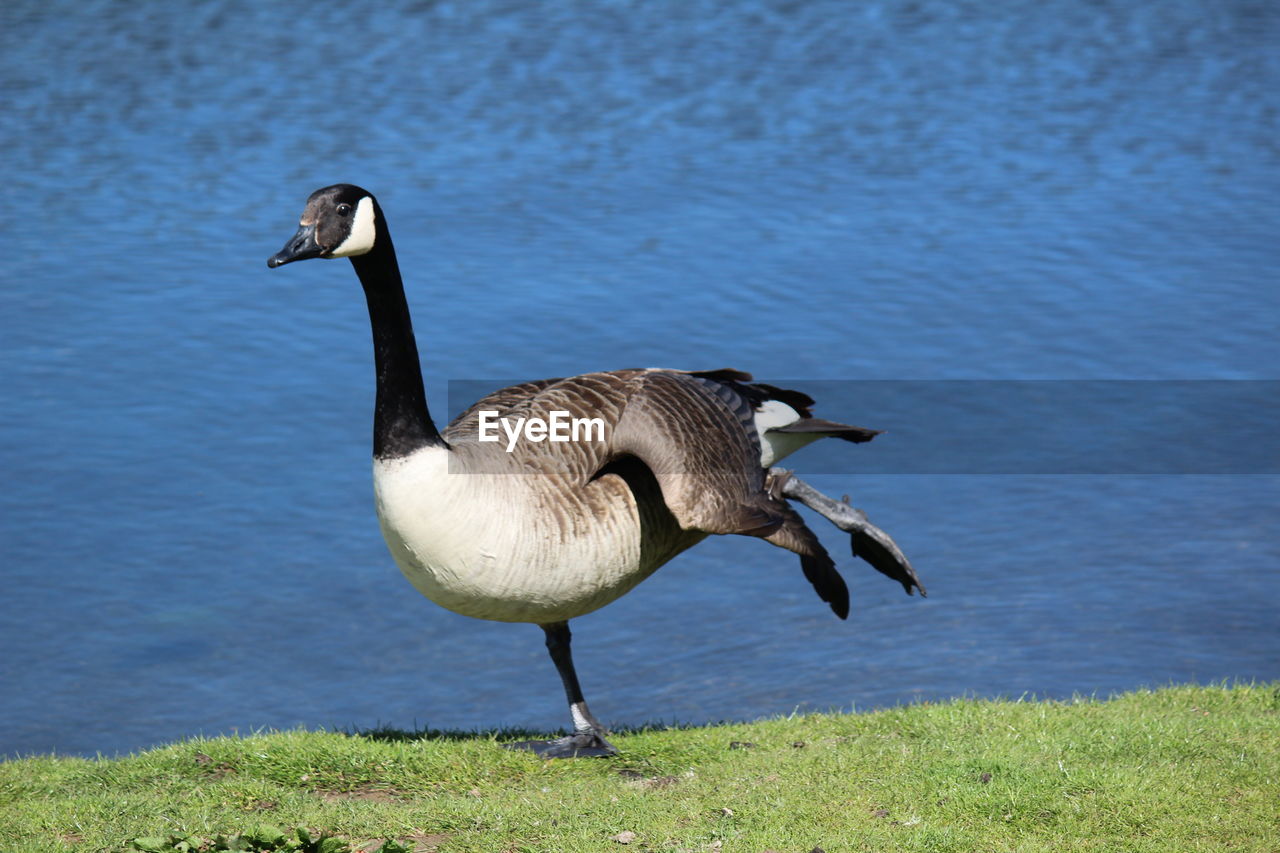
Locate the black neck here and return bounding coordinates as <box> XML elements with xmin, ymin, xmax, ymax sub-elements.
<box><xmin>351</xmin><ymin>235</ymin><xmax>446</xmax><ymax>459</ymax></box>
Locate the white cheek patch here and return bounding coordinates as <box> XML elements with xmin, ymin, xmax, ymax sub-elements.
<box><xmin>329</xmin><ymin>196</ymin><xmax>377</xmax><ymax>257</ymax></box>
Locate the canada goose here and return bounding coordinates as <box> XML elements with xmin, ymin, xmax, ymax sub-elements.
<box><xmin>268</xmin><ymin>184</ymin><xmax>924</xmax><ymax>758</ymax></box>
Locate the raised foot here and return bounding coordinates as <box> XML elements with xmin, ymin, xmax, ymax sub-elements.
<box><xmin>503</xmin><ymin>731</ymin><xmax>618</xmax><ymax>758</ymax></box>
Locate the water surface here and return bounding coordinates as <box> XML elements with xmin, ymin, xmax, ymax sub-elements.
<box><xmin>1</xmin><ymin>0</ymin><xmax>1277</xmax><ymax>757</ymax></box>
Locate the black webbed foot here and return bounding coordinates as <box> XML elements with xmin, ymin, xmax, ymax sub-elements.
<box><xmin>504</xmin><ymin>731</ymin><xmax>618</xmax><ymax>758</ymax></box>
<box><xmin>770</xmin><ymin>467</ymin><xmax>925</xmax><ymax>597</ymax></box>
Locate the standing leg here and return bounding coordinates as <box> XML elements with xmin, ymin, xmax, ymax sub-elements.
<box><xmin>504</xmin><ymin>621</ymin><xmax>618</xmax><ymax>758</ymax></box>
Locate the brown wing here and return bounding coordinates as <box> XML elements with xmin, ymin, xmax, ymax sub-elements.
<box><xmin>444</xmin><ymin>368</ymin><xmax>786</xmax><ymax>537</ymax></box>
<box><xmin>609</xmin><ymin>370</ymin><xmax>784</xmax><ymax>537</ymax></box>
<box><xmin>444</xmin><ymin>371</ymin><xmax>638</xmax><ymax>482</ymax></box>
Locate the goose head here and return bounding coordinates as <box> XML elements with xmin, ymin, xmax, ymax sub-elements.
<box><xmin>267</xmin><ymin>184</ymin><xmax>381</xmax><ymax>268</ymax></box>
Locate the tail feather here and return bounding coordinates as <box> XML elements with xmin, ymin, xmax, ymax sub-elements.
<box><xmin>770</xmin><ymin>418</ymin><xmax>882</xmax><ymax>444</ymax></box>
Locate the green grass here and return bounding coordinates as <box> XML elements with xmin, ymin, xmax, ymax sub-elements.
<box><xmin>2</xmin><ymin>684</ymin><xmax>1277</xmax><ymax>852</ymax></box>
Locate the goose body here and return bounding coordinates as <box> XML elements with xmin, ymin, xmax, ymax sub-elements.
<box><xmin>372</xmin><ymin>367</ymin><xmax>825</xmax><ymax>623</ymax></box>
<box><xmin>269</xmin><ymin>184</ymin><xmax>923</xmax><ymax>757</ymax></box>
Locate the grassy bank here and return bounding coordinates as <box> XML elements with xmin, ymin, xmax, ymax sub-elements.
<box><xmin>1</xmin><ymin>684</ymin><xmax>1276</xmax><ymax>852</ymax></box>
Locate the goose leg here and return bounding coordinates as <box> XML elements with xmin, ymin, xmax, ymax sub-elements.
<box><xmin>504</xmin><ymin>621</ymin><xmax>618</xmax><ymax>758</ymax></box>
<box><xmin>767</xmin><ymin>468</ymin><xmax>926</xmax><ymax>597</ymax></box>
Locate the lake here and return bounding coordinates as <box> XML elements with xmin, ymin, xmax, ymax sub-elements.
<box><xmin>1</xmin><ymin>0</ymin><xmax>1277</xmax><ymax>758</ymax></box>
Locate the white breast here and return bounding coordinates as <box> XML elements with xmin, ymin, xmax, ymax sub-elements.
<box><xmin>371</xmin><ymin>447</ymin><xmax>662</xmax><ymax>623</ymax></box>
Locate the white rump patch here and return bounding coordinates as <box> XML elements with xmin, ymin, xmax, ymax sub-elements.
<box><xmin>754</xmin><ymin>399</ymin><xmax>819</xmax><ymax>467</ymax></box>
<box><xmin>329</xmin><ymin>195</ymin><xmax>377</xmax><ymax>257</ymax></box>
<box><xmin>753</xmin><ymin>399</ymin><xmax>803</xmax><ymax>432</ymax></box>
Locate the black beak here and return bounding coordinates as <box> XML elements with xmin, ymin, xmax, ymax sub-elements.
<box><xmin>267</xmin><ymin>223</ymin><xmax>323</xmax><ymax>268</ymax></box>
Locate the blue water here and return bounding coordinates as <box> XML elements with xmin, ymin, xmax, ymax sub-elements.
<box><xmin>2</xmin><ymin>0</ymin><xmax>1278</xmax><ymax>758</ymax></box>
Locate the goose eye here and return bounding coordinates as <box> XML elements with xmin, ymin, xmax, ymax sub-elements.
<box><xmin>336</xmin><ymin>203</ymin><xmax>352</xmax><ymax>216</ymax></box>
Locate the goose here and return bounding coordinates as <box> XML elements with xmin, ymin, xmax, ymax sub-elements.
<box><xmin>267</xmin><ymin>184</ymin><xmax>924</xmax><ymax>758</ymax></box>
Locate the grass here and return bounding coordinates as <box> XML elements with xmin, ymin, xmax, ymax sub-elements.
<box><xmin>1</xmin><ymin>684</ymin><xmax>1276</xmax><ymax>852</ymax></box>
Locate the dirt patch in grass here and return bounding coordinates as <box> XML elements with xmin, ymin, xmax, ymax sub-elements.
<box><xmin>618</xmin><ymin>768</ymin><xmax>680</xmax><ymax>789</ymax></box>
<box><xmin>193</xmin><ymin>752</ymin><xmax>235</xmax><ymax>779</ymax></box>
